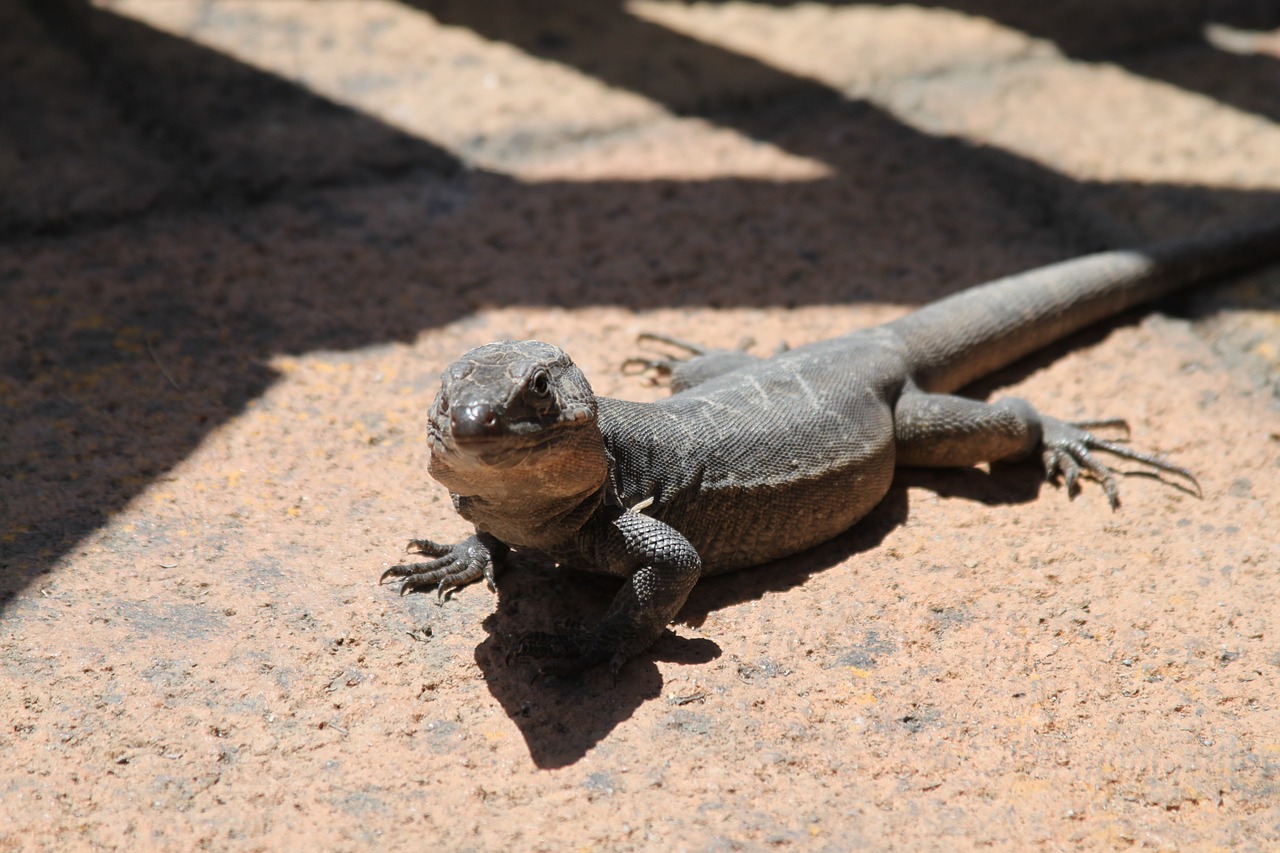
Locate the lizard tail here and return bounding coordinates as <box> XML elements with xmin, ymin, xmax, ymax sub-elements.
<box><xmin>887</xmin><ymin>218</ymin><xmax>1280</xmax><ymax>394</ymax></box>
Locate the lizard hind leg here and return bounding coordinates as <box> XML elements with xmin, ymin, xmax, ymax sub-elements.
<box><xmin>622</xmin><ymin>332</ymin><xmax>768</xmax><ymax>393</ymax></box>
<box><xmin>894</xmin><ymin>391</ymin><xmax>1200</xmax><ymax>509</ymax></box>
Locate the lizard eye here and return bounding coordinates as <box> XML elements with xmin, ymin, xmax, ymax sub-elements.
<box><xmin>530</xmin><ymin>370</ymin><xmax>551</xmax><ymax>397</ymax></box>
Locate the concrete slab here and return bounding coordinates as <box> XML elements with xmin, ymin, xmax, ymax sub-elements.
<box><xmin>2</xmin><ymin>1</ymin><xmax>1279</xmax><ymax>849</ymax></box>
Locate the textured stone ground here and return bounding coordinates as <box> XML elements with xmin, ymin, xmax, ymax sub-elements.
<box><xmin>3</xmin><ymin>1</ymin><xmax>1280</xmax><ymax>849</ymax></box>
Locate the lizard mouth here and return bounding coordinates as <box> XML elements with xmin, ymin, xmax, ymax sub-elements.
<box><xmin>432</xmin><ymin>427</ymin><xmax>562</xmax><ymax>468</ymax></box>
<box><xmin>428</xmin><ymin>403</ymin><xmax>597</xmax><ymax>471</ymax></box>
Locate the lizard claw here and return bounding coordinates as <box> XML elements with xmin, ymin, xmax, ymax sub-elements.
<box><xmin>380</xmin><ymin>534</ymin><xmax>498</xmax><ymax>599</ymax></box>
<box><xmin>1040</xmin><ymin>417</ymin><xmax>1200</xmax><ymax>509</ymax></box>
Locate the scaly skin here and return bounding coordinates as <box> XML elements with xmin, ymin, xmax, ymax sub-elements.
<box><xmin>380</xmin><ymin>221</ymin><xmax>1280</xmax><ymax>676</ymax></box>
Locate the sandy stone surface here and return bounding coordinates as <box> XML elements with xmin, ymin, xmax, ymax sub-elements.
<box><xmin>3</xmin><ymin>1</ymin><xmax>1280</xmax><ymax>850</ymax></box>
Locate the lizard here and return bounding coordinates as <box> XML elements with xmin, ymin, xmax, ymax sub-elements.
<box><xmin>380</xmin><ymin>221</ymin><xmax>1280</xmax><ymax>676</ymax></box>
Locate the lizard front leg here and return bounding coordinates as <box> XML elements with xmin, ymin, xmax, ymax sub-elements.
<box><xmin>514</xmin><ymin>508</ymin><xmax>702</xmax><ymax>676</ymax></box>
<box><xmin>893</xmin><ymin>387</ymin><xmax>1198</xmax><ymax>507</ymax></box>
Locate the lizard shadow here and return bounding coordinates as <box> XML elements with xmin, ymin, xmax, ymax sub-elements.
<box><xmin>470</xmin><ymin>559</ymin><xmax>665</xmax><ymax>769</ymax></box>
<box><xmin>467</xmin><ymin>463</ymin><xmax>1027</xmax><ymax>769</ymax></box>
<box><xmin>469</xmin><ymin>485</ymin><xmax>912</xmax><ymax>768</ymax></box>
<box><xmin>471</xmin><ymin>607</ymin><xmax>726</xmax><ymax>770</ymax></box>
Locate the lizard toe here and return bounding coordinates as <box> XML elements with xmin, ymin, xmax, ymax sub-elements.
<box><xmin>406</xmin><ymin>537</ymin><xmax>452</xmax><ymax>557</ymax></box>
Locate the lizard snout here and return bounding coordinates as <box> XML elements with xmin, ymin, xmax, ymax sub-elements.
<box><xmin>451</xmin><ymin>403</ymin><xmax>502</xmax><ymax>440</ymax></box>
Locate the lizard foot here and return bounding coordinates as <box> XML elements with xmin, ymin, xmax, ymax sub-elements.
<box><xmin>623</xmin><ymin>333</ymin><xmax>766</xmax><ymax>392</ymax></box>
<box><xmin>621</xmin><ymin>333</ymin><xmax>721</xmax><ymax>377</ymax></box>
<box><xmin>379</xmin><ymin>535</ymin><xmax>497</xmax><ymax>600</ymax></box>
<box><xmin>1040</xmin><ymin>417</ymin><xmax>1200</xmax><ymax>509</ymax></box>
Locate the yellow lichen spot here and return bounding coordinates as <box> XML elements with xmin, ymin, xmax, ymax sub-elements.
<box><xmin>225</xmin><ymin>471</ymin><xmax>242</xmax><ymax>489</ymax></box>
<box><xmin>73</xmin><ymin>314</ymin><xmax>108</xmax><ymax>330</ymax></box>
<box><xmin>483</xmin><ymin>730</ymin><xmax>506</xmax><ymax>742</ymax></box>
<box><xmin>114</xmin><ymin>326</ymin><xmax>146</xmax><ymax>354</ymax></box>
<box><xmin>1009</xmin><ymin>778</ymin><xmax>1051</xmax><ymax>795</ymax></box>
<box><xmin>286</xmin><ymin>506</ymin><xmax>300</xmax><ymax>517</ymax></box>
<box><xmin>845</xmin><ymin>667</ymin><xmax>871</xmax><ymax>679</ymax></box>
<box><xmin>854</xmin><ymin>692</ymin><xmax>878</xmax><ymax>706</ymax></box>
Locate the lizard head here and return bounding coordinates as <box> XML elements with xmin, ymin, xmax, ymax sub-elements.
<box><xmin>426</xmin><ymin>340</ymin><xmax>608</xmax><ymax>507</ymax></box>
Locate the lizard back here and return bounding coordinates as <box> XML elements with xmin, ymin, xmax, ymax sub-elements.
<box><xmin>599</xmin><ymin>336</ymin><xmax>908</xmax><ymax>573</ymax></box>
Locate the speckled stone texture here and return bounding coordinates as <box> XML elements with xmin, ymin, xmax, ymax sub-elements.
<box><xmin>2</xmin><ymin>1</ymin><xmax>1279</xmax><ymax>850</ymax></box>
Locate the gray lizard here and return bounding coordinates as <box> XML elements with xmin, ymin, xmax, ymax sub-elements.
<box><xmin>381</xmin><ymin>222</ymin><xmax>1280</xmax><ymax>675</ymax></box>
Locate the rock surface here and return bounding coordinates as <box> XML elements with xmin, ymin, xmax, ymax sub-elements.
<box><xmin>3</xmin><ymin>1</ymin><xmax>1279</xmax><ymax>849</ymax></box>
